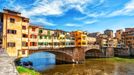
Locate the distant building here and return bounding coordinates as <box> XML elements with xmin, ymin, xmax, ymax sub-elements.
<box><xmin>87</xmin><ymin>37</ymin><xmax>96</xmax><ymax>45</ymax></box>
<box><xmin>115</xmin><ymin>29</ymin><xmax>123</xmax><ymax>42</ymax></box>
<box><xmin>96</xmin><ymin>34</ymin><xmax>108</xmax><ymax>47</ymax></box>
<box><xmin>54</xmin><ymin>30</ymin><xmax>67</xmax><ymax>48</ymax></box>
<box><xmin>88</xmin><ymin>32</ymin><xmax>101</xmax><ymax>37</ymax></box>
<box><xmin>125</xmin><ymin>28</ymin><xmax>134</xmax><ymax>32</ymax></box>
<box><xmin>71</xmin><ymin>31</ymin><xmax>88</xmax><ymax>47</ymax></box>
<box><xmin>104</xmin><ymin>29</ymin><xmax>113</xmax><ymax>38</ymax></box>
<box><xmin>96</xmin><ymin>34</ymin><xmax>117</xmax><ymax>48</ymax></box>
<box><xmin>64</xmin><ymin>32</ymin><xmax>75</xmax><ymax>47</ymax></box>
<box><xmin>122</xmin><ymin>28</ymin><xmax>134</xmax><ymax>48</ymax></box>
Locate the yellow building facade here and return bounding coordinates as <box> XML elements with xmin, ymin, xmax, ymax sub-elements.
<box><xmin>1</xmin><ymin>9</ymin><xmax>29</xmax><ymax>56</ymax></box>
<box><xmin>71</xmin><ymin>31</ymin><xmax>88</xmax><ymax>47</ymax></box>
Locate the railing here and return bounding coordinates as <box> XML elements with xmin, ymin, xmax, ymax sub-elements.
<box><xmin>87</xmin><ymin>45</ymin><xmax>100</xmax><ymax>49</ymax></box>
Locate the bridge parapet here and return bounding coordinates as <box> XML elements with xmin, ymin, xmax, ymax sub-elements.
<box><xmin>84</xmin><ymin>45</ymin><xmax>100</xmax><ymax>52</ymax></box>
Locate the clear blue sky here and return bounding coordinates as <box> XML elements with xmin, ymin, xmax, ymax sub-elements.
<box><xmin>0</xmin><ymin>0</ymin><xmax>134</xmax><ymax>33</ymax></box>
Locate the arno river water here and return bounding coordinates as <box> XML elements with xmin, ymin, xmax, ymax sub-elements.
<box><xmin>21</xmin><ymin>52</ymin><xmax>134</xmax><ymax>75</ymax></box>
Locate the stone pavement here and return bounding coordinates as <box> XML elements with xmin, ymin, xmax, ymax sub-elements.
<box><xmin>0</xmin><ymin>48</ymin><xmax>19</xmax><ymax>75</ymax></box>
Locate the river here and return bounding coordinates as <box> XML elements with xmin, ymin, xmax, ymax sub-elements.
<box><xmin>42</xmin><ymin>59</ymin><xmax>134</xmax><ymax>75</ymax></box>
<box><xmin>20</xmin><ymin>52</ymin><xmax>134</xmax><ymax>75</ymax></box>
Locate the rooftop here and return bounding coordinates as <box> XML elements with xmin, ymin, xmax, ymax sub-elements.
<box><xmin>3</xmin><ymin>9</ymin><xmax>21</xmax><ymax>14</ymax></box>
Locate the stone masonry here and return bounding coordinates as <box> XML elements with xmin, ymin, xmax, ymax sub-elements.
<box><xmin>0</xmin><ymin>48</ymin><xmax>18</xmax><ymax>75</ymax></box>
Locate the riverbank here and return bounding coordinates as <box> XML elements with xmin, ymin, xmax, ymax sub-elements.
<box><xmin>86</xmin><ymin>57</ymin><xmax>134</xmax><ymax>63</ymax></box>
<box><xmin>17</xmin><ymin>66</ymin><xmax>40</xmax><ymax>75</ymax></box>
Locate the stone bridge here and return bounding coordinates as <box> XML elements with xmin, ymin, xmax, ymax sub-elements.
<box><xmin>19</xmin><ymin>45</ymin><xmax>100</xmax><ymax>63</ymax></box>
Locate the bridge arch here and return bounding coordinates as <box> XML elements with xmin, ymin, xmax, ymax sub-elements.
<box><xmin>28</xmin><ymin>50</ymin><xmax>74</xmax><ymax>63</ymax></box>
<box><xmin>85</xmin><ymin>49</ymin><xmax>103</xmax><ymax>58</ymax></box>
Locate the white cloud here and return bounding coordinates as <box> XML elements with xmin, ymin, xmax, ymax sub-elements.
<box><xmin>31</xmin><ymin>18</ymin><xmax>55</xmax><ymax>26</ymax></box>
<box><xmin>65</xmin><ymin>23</ymin><xmax>81</xmax><ymax>27</ymax></box>
<box><xmin>17</xmin><ymin>0</ymin><xmax>95</xmax><ymax>17</ymax></box>
<box><xmin>22</xmin><ymin>0</ymin><xmax>64</xmax><ymax>17</ymax></box>
<box><xmin>84</xmin><ymin>20</ymin><xmax>98</xmax><ymax>24</ymax></box>
<box><xmin>108</xmin><ymin>0</ymin><xmax>134</xmax><ymax>17</ymax></box>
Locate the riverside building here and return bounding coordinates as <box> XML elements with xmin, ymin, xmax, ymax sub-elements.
<box><xmin>122</xmin><ymin>28</ymin><xmax>134</xmax><ymax>48</ymax></box>
<box><xmin>0</xmin><ymin>9</ymin><xmax>88</xmax><ymax>57</ymax></box>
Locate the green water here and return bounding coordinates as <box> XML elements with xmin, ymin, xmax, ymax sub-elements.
<box><xmin>42</xmin><ymin>58</ymin><xmax>134</xmax><ymax>75</ymax></box>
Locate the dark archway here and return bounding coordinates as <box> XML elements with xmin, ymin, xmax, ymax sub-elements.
<box><xmin>85</xmin><ymin>49</ymin><xmax>103</xmax><ymax>58</ymax></box>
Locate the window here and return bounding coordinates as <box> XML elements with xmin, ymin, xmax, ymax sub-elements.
<box><xmin>83</xmin><ymin>36</ymin><xmax>86</xmax><ymax>40</ymax></box>
<box><xmin>38</xmin><ymin>42</ymin><xmax>43</xmax><ymax>45</ymax></box>
<box><xmin>7</xmin><ymin>42</ymin><xmax>15</xmax><ymax>47</ymax></box>
<box><xmin>40</xmin><ymin>36</ymin><xmax>43</xmax><ymax>39</ymax></box>
<box><xmin>30</xmin><ymin>34</ymin><xmax>37</xmax><ymax>38</ymax></box>
<box><xmin>44</xmin><ymin>42</ymin><xmax>48</xmax><ymax>46</ymax></box>
<box><xmin>7</xmin><ymin>29</ymin><xmax>16</xmax><ymax>34</ymax></box>
<box><xmin>71</xmin><ymin>42</ymin><xmax>74</xmax><ymax>45</ymax></box>
<box><xmin>44</xmin><ymin>35</ymin><xmax>47</xmax><ymax>39</ymax></box>
<box><xmin>22</xmin><ymin>42</ymin><xmax>28</xmax><ymax>47</ymax></box>
<box><xmin>47</xmin><ymin>31</ymin><xmax>50</xmax><ymax>35</ymax></box>
<box><xmin>22</xmin><ymin>19</ymin><xmax>29</xmax><ymax>22</ymax></box>
<box><xmin>22</xmin><ymin>26</ymin><xmax>26</xmax><ymax>30</ymax></box>
<box><xmin>30</xmin><ymin>42</ymin><xmax>37</xmax><ymax>46</ymax></box>
<box><xmin>78</xmin><ymin>38</ymin><xmax>81</xmax><ymax>40</ymax></box>
<box><xmin>22</xmin><ymin>50</ymin><xmax>25</xmax><ymax>54</ymax></box>
<box><xmin>48</xmin><ymin>36</ymin><xmax>51</xmax><ymax>39</ymax></box>
<box><xmin>10</xmin><ymin>18</ymin><xmax>15</xmax><ymax>23</ymax></box>
<box><xmin>39</xmin><ymin>30</ymin><xmax>43</xmax><ymax>33</ymax></box>
<box><xmin>78</xmin><ymin>42</ymin><xmax>81</xmax><ymax>45</ymax></box>
<box><xmin>22</xmin><ymin>34</ymin><xmax>28</xmax><ymax>38</ymax></box>
<box><xmin>32</xmin><ymin>28</ymin><xmax>35</xmax><ymax>31</ymax></box>
<box><xmin>82</xmin><ymin>42</ymin><xmax>86</xmax><ymax>45</ymax></box>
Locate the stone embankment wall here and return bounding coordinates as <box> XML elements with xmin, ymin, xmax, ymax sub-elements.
<box><xmin>114</xmin><ymin>48</ymin><xmax>130</xmax><ymax>57</ymax></box>
<box><xmin>0</xmin><ymin>48</ymin><xmax>18</xmax><ymax>75</ymax></box>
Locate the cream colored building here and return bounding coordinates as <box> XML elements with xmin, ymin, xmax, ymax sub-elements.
<box><xmin>28</xmin><ymin>25</ymin><xmax>39</xmax><ymax>50</ymax></box>
<box><xmin>122</xmin><ymin>28</ymin><xmax>134</xmax><ymax>48</ymax></box>
<box><xmin>1</xmin><ymin>9</ymin><xmax>29</xmax><ymax>56</ymax></box>
<box><xmin>87</xmin><ymin>37</ymin><xmax>96</xmax><ymax>45</ymax></box>
<box><xmin>38</xmin><ymin>28</ymin><xmax>54</xmax><ymax>49</ymax></box>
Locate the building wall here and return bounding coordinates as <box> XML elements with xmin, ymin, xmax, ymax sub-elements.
<box><xmin>122</xmin><ymin>28</ymin><xmax>134</xmax><ymax>48</ymax></box>
<box><xmin>38</xmin><ymin>28</ymin><xmax>54</xmax><ymax>48</ymax></box>
<box><xmin>72</xmin><ymin>31</ymin><xmax>88</xmax><ymax>47</ymax></box>
<box><xmin>115</xmin><ymin>29</ymin><xmax>123</xmax><ymax>42</ymax></box>
<box><xmin>2</xmin><ymin>13</ymin><xmax>23</xmax><ymax>56</ymax></box>
<box><xmin>20</xmin><ymin>18</ymin><xmax>29</xmax><ymax>57</ymax></box>
<box><xmin>28</xmin><ymin>25</ymin><xmax>39</xmax><ymax>50</ymax></box>
<box><xmin>104</xmin><ymin>30</ymin><xmax>113</xmax><ymax>38</ymax></box>
<box><xmin>87</xmin><ymin>37</ymin><xmax>96</xmax><ymax>45</ymax></box>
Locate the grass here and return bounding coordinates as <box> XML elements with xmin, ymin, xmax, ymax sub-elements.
<box><xmin>87</xmin><ymin>57</ymin><xmax>134</xmax><ymax>63</ymax></box>
<box><xmin>17</xmin><ymin>66</ymin><xmax>40</xmax><ymax>75</ymax></box>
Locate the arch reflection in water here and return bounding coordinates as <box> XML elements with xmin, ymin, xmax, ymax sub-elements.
<box><xmin>21</xmin><ymin>52</ymin><xmax>56</xmax><ymax>72</ymax></box>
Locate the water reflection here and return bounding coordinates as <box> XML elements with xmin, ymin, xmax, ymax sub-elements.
<box><xmin>21</xmin><ymin>52</ymin><xmax>56</xmax><ymax>72</ymax></box>
<box><xmin>43</xmin><ymin>59</ymin><xmax>134</xmax><ymax>75</ymax></box>
<box><xmin>20</xmin><ymin>52</ymin><xmax>134</xmax><ymax>75</ymax></box>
